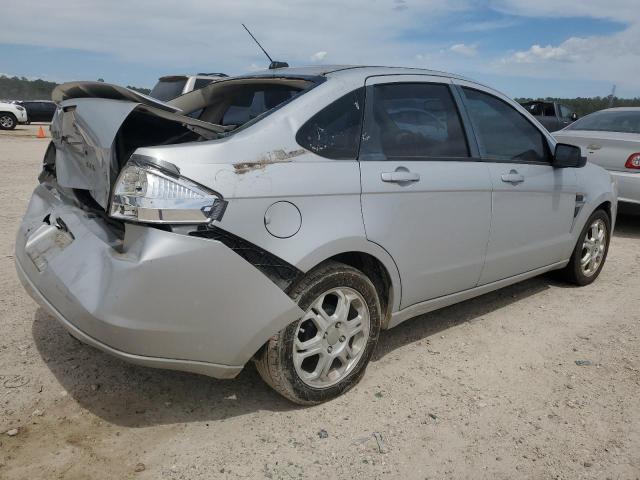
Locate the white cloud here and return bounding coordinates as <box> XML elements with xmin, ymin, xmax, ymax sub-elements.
<box><xmin>1</xmin><ymin>0</ymin><xmax>640</xmax><ymax>93</ymax></box>
<box><xmin>455</xmin><ymin>18</ymin><xmax>519</xmax><ymax>32</ymax></box>
<box><xmin>310</xmin><ymin>51</ymin><xmax>327</xmax><ymax>62</ymax></box>
<box><xmin>0</xmin><ymin>0</ymin><xmax>464</xmax><ymax>76</ymax></box>
<box><xmin>450</xmin><ymin>43</ymin><xmax>477</xmax><ymax>56</ymax></box>
<box><xmin>486</xmin><ymin>0</ymin><xmax>640</xmax><ymax>91</ymax></box>
<box><xmin>490</xmin><ymin>0</ymin><xmax>638</xmax><ymax>24</ymax></box>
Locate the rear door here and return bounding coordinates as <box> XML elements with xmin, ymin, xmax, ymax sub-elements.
<box><xmin>359</xmin><ymin>75</ymin><xmax>492</xmax><ymax>308</ymax></box>
<box><xmin>42</xmin><ymin>102</ymin><xmax>57</xmax><ymax>122</ymax></box>
<box><xmin>25</xmin><ymin>102</ymin><xmax>41</xmax><ymax>121</ymax></box>
<box><xmin>456</xmin><ymin>83</ymin><xmax>577</xmax><ymax>284</ymax></box>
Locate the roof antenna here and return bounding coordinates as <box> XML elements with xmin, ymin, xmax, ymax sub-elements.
<box><xmin>242</xmin><ymin>24</ymin><xmax>289</xmax><ymax>70</ymax></box>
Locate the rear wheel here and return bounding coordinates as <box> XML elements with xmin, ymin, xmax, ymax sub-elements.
<box><xmin>558</xmin><ymin>209</ymin><xmax>610</xmax><ymax>285</ymax></box>
<box><xmin>0</xmin><ymin>113</ymin><xmax>17</xmax><ymax>130</ymax></box>
<box><xmin>255</xmin><ymin>261</ymin><xmax>381</xmax><ymax>404</ymax></box>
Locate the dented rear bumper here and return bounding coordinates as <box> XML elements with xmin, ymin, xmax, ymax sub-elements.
<box><xmin>15</xmin><ymin>184</ymin><xmax>303</xmax><ymax>379</ymax></box>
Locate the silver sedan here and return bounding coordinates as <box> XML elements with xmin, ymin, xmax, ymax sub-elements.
<box><xmin>16</xmin><ymin>66</ymin><xmax>617</xmax><ymax>404</ymax></box>
<box><xmin>554</xmin><ymin>107</ymin><xmax>640</xmax><ymax>206</ymax></box>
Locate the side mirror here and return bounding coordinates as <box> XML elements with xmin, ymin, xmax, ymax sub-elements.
<box><xmin>571</xmin><ymin>112</ymin><xmax>578</xmax><ymax>121</ymax></box>
<box><xmin>553</xmin><ymin>143</ymin><xmax>586</xmax><ymax>168</ymax></box>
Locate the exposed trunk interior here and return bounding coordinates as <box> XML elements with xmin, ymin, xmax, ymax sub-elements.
<box><xmin>49</xmin><ymin>77</ymin><xmax>317</xmax><ymax>211</ymax></box>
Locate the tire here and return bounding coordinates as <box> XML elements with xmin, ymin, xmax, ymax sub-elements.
<box><xmin>558</xmin><ymin>209</ymin><xmax>611</xmax><ymax>285</ymax></box>
<box><xmin>0</xmin><ymin>112</ymin><xmax>17</xmax><ymax>130</ymax></box>
<box><xmin>255</xmin><ymin>261</ymin><xmax>381</xmax><ymax>404</ymax></box>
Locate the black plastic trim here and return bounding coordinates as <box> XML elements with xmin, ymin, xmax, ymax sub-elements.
<box><xmin>189</xmin><ymin>226</ymin><xmax>303</xmax><ymax>291</ymax></box>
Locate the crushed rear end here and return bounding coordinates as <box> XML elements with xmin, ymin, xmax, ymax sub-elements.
<box><xmin>15</xmin><ymin>79</ymin><xmax>310</xmax><ymax>378</ymax></box>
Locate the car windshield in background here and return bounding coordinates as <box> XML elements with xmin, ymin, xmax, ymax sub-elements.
<box><xmin>567</xmin><ymin>110</ymin><xmax>640</xmax><ymax>134</ymax></box>
<box><xmin>149</xmin><ymin>78</ymin><xmax>187</xmax><ymax>101</ymax></box>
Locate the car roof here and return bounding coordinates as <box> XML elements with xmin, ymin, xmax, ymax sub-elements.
<box><xmin>158</xmin><ymin>74</ymin><xmax>227</xmax><ymax>81</ymax></box>
<box><xmin>243</xmin><ymin>64</ymin><xmax>475</xmax><ymax>83</ymax></box>
<box><xmin>599</xmin><ymin>107</ymin><xmax>640</xmax><ymax>112</ymax></box>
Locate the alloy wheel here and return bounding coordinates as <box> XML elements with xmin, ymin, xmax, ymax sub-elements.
<box><xmin>293</xmin><ymin>287</ymin><xmax>371</xmax><ymax>388</ymax></box>
<box><xmin>0</xmin><ymin>115</ymin><xmax>15</xmax><ymax>129</ymax></box>
<box><xmin>580</xmin><ymin>218</ymin><xmax>607</xmax><ymax>277</ymax></box>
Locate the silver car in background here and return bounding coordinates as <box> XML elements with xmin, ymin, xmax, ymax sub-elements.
<box><xmin>15</xmin><ymin>66</ymin><xmax>617</xmax><ymax>404</ymax></box>
<box><xmin>554</xmin><ymin>107</ymin><xmax>640</xmax><ymax>206</ymax></box>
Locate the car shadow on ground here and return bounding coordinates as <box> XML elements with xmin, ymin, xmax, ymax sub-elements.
<box><xmin>32</xmin><ymin>271</ymin><xmax>565</xmax><ymax>427</ymax></box>
<box><xmin>614</xmin><ymin>212</ymin><xmax>640</xmax><ymax>239</ymax></box>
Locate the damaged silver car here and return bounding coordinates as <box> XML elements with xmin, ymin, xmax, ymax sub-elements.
<box><xmin>16</xmin><ymin>66</ymin><xmax>617</xmax><ymax>404</ymax></box>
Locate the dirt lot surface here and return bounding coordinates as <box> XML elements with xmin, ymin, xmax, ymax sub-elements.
<box><xmin>1</xmin><ymin>126</ymin><xmax>639</xmax><ymax>479</ymax></box>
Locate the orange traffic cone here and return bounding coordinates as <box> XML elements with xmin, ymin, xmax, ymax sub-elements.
<box><xmin>37</xmin><ymin>126</ymin><xmax>46</xmax><ymax>138</ymax></box>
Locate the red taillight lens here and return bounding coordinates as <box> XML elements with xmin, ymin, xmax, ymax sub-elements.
<box><xmin>626</xmin><ymin>153</ymin><xmax>640</xmax><ymax>169</ymax></box>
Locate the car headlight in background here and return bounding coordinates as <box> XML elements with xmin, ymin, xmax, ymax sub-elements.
<box><xmin>16</xmin><ymin>105</ymin><xmax>25</xmax><ymax>111</ymax></box>
<box><xmin>109</xmin><ymin>154</ymin><xmax>226</xmax><ymax>224</ymax></box>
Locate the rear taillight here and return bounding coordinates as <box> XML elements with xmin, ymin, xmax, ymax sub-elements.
<box><xmin>625</xmin><ymin>153</ymin><xmax>640</xmax><ymax>169</ymax></box>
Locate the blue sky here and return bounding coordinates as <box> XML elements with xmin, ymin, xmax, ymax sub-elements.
<box><xmin>1</xmin><ymin>0</ymin><xmax>639</xmax><ymax>98</ymax></box>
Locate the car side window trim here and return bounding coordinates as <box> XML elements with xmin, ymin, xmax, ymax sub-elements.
<box><xmin>359</xmin><ymin>80</ymin><xmax>475</xmax><ymax>162</ymax></box>
<box><xmin>453</xmin><ymin>84</ymin><xmax>554</xmax><ymax>165</ymax></box>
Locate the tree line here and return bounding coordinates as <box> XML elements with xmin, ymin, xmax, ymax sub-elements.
<box><xmin>515</xmin><ymin>97</ymin><xmax>640</xmax><ymax>117</ymax></box>
<box><xmin>0</xmin><ymin>75</ymin><xmax>151</xmax><ymax>101</ymax></box>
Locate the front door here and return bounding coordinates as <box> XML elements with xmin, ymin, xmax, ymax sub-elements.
<box><xmin>359</xmin><ymin>76</ymin><xmax>492</xmax><ymax>309</ymax></box>
<box><xmin>456</xmin><ymin>84</ymin><xmax>577</xmax><ymax>284</ymax></box>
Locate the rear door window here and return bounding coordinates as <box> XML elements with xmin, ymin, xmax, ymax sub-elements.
<box><xmin>194</xmin><ymin>78</ymin><xmax>214</xmax><ymax>90</ymax></box>
<box><xmin>149</xmin><ymin>78</ymin><xmax>187</xmax><ymax>101</ymax></box>
<box><xmin>461</xmin><ymin>87</ymin><xmax>551</xmax><ymax>163</ymax></box>
<box><xmin>221</xmin><ymin>85</ymin><xmax>299</xmax><ymax>126</ymax></box>
<box><xmin>559</xmin><ymin>104</ymin><xmax>574</xmax><ymax>119</ymax></box>
<box><xmin>360</xmin><ymin>82</ymin><xmax>469</xmax><ymax>160</ymax></box>
<box><xmin>296</xmin><ymin>88</ymin><xmax>364</xmax><ymax>159</ymax></box>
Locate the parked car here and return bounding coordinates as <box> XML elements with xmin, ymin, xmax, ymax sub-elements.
<box><xmin>149</xmin><ymin>73</ymin><xmax>228</xmax><ymax>101</ymax></box>
<box><xmin>0</xmin><ymin>101</ymin><xmax>28</xmax><ymax>129</ymax></box>
<box><xmin>17</xmin><ymin>100</ymin><xmax>57</xmax><ymax>123</ymax></box>
<box><xmin>520</xmin><ymin>101</ymin><xmax>578</xmax><ymax>131</ymax></box>
<box><xmin>16</xmin><ymin>66</ymin><xmax>617</xmax><ymax>404</ymax></box>
<box><xmin>554</xmin><ymin>107</ymin><xmax>640</xmax><ymax>206</ymax></box>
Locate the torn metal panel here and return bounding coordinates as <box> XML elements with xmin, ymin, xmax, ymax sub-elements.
<box><xmin>15</xmin><ymin>184</ymin><xmax>304</xmax><ymax>370</ymax></box>
<box><xmin>52</xmin><ymin>81</ymin><xmax>181</xmax><ymax>113</ymax></box>
<box><xmin>50</xmin><ymin>97</ymin><xmax>228</xmax><ymax>210</ymax></box>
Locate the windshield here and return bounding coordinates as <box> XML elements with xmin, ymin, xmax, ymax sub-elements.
<box><xmin>567</xmin><ymin>110</ymin><xmax>640</xmax><ymax>134</ymax></box>
<box><xmin>149</xmin><ymin>78</ymin><xmax>188</xmax><ymax>101</ymax></box>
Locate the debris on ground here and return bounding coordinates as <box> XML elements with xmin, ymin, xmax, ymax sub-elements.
<box><xmin>372</xmin><ymin>432</ymin><xmax>387</xmax><ymax>453</ymax></box>
<box><xmin>2</xmin><ymin>375</ymin><xmax>30</xmax><ymax>388</ymax></box>
<box><xmin>317</xmin><ymin>429</ymin><xmax>328</xmax><ymax>439</ymax></box>
<box><xmin>575</xmin><ymin>360</ymin><xmax>593</xmax><ymax>366</ymax></box>
<box><xmin>134</xmin><ymin>463</ymin><xmax>146</xmax><ymax>472</ymax></box>
<box><xmin>5</xmin><ymin>428</ymin><xmax>19</xmax><ymax>437</ymax></box>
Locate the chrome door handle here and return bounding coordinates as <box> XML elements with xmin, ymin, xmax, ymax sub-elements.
<box><xmin>381</xmin><ymin>171</ymin><xmax>420</xmax><ymax>183</ymax></box>
<box><xmin>501</xmin><ymin>170</ymin><xmax>524</xmax><ymax>184</ymax></box>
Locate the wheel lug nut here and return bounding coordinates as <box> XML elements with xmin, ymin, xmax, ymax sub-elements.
<box><xmin>327</xmin><ymin>346</ymin><xmax>333</xmax><ymax>353</ymax></box>
<box><xmin>336</xmin><ymin>322</ymin><xmax>341</xmax><ymax>328</ymax></box>
<box><xmin>339</xmin><ymin>335</ymin><xmax>345</xmax><ymax>342</ymax></box>
<box><xmin>323</xmin><ymin>332</ymin><xmax>328</xmax><ymax>338</ymax></box>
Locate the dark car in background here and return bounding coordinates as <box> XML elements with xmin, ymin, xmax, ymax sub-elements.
<box><xmin>18</xmin><ymin>100</ymin><xmax>57</xmax><ymax>123</ymax></box>
<box><xmin>520</xmin><ymin>101</ymin><xmax>578</xmax><ymax>132</ymax></box>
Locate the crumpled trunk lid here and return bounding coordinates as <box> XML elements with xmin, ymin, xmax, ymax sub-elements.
<box><xmin>51</xmin><ymin>98</ymin><xmax>139</xmax><ymax>209</ymax></box>
<box><xmin>49</xmin><ymin>82</ymin><xmax>226</xmax><ymax>209</ymax></box>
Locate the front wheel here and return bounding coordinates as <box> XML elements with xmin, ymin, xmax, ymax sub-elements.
<box><xmin>255</xmin><ymin>261</ymin><xmax>381</xmax><ymax>404</ymax></box>
<box><xmin>558</xmin><ymin>209</ymin><xmax>611</xmax><ymax>285</ymax></box>
<box><xmin>0</xmin><ymin>113</ymin><xmax>17</xmax><ymax>130</ymax></box>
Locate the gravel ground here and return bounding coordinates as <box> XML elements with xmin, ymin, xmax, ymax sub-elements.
<box><xmin>1</xmin><ymin>125</ymin><xmax>639</xmax><ymax>479</ymax></box>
